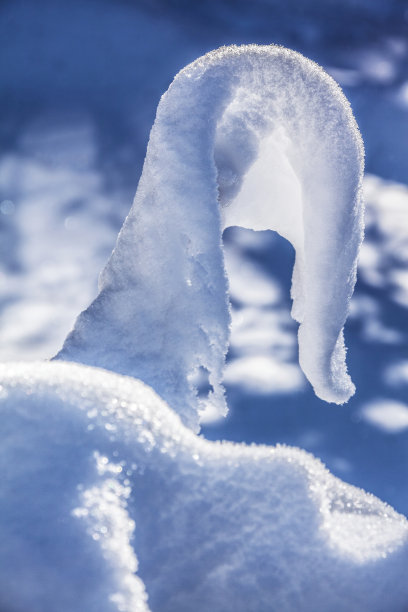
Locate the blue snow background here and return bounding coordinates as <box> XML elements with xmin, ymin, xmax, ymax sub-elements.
<box><xmin>1</xmin><ymin>0</ymin><xmax>408</xmax><ymax>513</ymax></box>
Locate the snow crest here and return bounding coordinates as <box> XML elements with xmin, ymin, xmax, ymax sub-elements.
<box><xmin>56</xmin><ymin>45</ymin><xmax>364</xmax><ymax>430</ymax></box>
<box><xmin>0</xmin><ymin>361</ymin><xmax>407</xmax><ymax>612</ymax></box>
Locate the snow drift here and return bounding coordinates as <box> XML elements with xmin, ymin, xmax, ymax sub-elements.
<box><xmin>0</xmin><ymin>361</ymin><xmax>407</xmax><ymax>612</ymax></box>
<box><xmin>0</xmin><ymin>45</ymin><xmax>384</xmax><ymax>611</ymax></box>
<box><xmin>56</xmin><ymin>45</ymin><xmax>364</xmax><ymax>430</ymax></box>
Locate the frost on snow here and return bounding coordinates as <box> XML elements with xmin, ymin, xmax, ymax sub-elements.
<box><xmin>1</xmin><ymin>361</ymin><xmax>408</xmax><ymax>612</ymax></box>
<box><xmin>56</xmin><ymin>45</ymin><xmax>364</xmax><ymax>431</ymax></box>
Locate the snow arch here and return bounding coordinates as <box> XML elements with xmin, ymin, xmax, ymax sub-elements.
<box><xmin>56</xmin><ymin>45</ymin><xmax>364</xmax><ymax>430</ymax></box>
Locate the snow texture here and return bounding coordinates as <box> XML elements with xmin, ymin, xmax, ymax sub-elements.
<box><xmin>56</xmin><ymin>45</ymin><xmax>364</xmax><ymax>431</ymax></box>
<box><xmin>0</xmin><ymin>360</ymin><xmax>408</xmax><ymax>612</ymax></box>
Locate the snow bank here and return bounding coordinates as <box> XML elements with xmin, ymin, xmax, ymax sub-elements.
<box><xmin>56</xmin><ymin>45</ymin><xmax>364</xmax><ymax>430</ymax></box>
<box><xmin>0</xmin><ymin>360</ymin><xmax>407</xmax><ymax>612</ymax></box>
<box><xmin>0</xmin><ymin>116</ymin><xmax>116</xmax><ymax>361</ymax></box>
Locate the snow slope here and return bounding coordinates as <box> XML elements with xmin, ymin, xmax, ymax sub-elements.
<box><xmin>1</xmin><ymin>360</ymin><xmax>408</xmax><ymax>612</ymax></box>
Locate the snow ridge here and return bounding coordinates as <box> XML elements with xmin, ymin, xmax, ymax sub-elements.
<box><xmin>56</xmin><ymin>45</ymin><xmax>364</xmax><ymax>430</ymax></box>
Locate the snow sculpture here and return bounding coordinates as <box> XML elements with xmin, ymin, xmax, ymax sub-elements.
<box><xmin>1</xmin><ymin>361</ymin><xmax>407</xmax><ymax>612</ymax></box>
<box><xmin>56</xmin><ymin>45</ymin><xmax>364</xmax><ymax>431</ymax></box>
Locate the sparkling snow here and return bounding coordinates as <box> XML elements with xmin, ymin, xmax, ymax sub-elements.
<box><xmin>0</xmin><ymin>361</ymin><xmax>407</xmax><ymax>612</ymax></box>
<box><xmin>57</xmin><ymin>45</ymin><xmax>364</xmax><ymax>430</ymax></box>
<box><xmin>1</xmin><ymin>1</ymin><xmax>408</xmax><ymax>609</ymax></box>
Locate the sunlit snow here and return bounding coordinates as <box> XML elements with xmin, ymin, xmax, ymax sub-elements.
<box><xmin>57</xmin><ymin>45</ymin><xmax>364</xmax><ymax>430</ymax></box>
<box><xmin>1</xmin><ymin>2</ymin><xmax>408</xmax><ymax>610</ymax></box>
<box><xmin>360</xmin><ymin>400</ymin><xmax>408</xmax><ymax>433</ymax></box>
<box><xmin>1</xmin><ymin>361</ymin><xmax>408</xmax><ymax>612</ymax></box>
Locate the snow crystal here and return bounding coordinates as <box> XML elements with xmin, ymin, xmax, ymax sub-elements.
<box><xmin>56</xmin><ymin>45</ymin><xmax>364</xmax><ymax>430</ymax></box>
<box><xmin>0</xmin><ymin>360</ymin><xmax>407</xmax><ymax>612</ymax></box>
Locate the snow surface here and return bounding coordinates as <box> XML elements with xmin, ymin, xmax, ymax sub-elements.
<box><xmin>1</xmin><ymin>1</ymin><xmax>408</xmax><ymax>609</ymax></box>
<box><xmin>56</xmin><ymin>45</ymin><xmax>364</xmax><ymax>431</ymax></box>
<box><xmin>1</xmin><ymin>360</ymin><xmax>408</xmax><ymax>612</ymax></box>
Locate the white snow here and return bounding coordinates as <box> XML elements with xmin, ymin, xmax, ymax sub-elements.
<box><xmin>56</xmin><ymin>45</ymin><xmax>364</xmax><ymax>430</ymax></box>
<box><xmin>360</xmin><ymin>399</ymin><xmax>408</xmax><ymax>433</ymax></box>
<box><xmin>225</xmin><ymin>244</ymin><xmax>282</xmax><ymax>307</ymax></box>
<box><xmin>1</xmin><ymin>360</ymin><xmax>408</xmax><ymax>612</ymax></box>
<box><xmin>0</xmin><ymin>1</ymin><xmax>408</xmax><ymax>609</ymax></box>
<box><xmin>361</xmin><ymin>175</ymin><xmax>408</xmax><ymax>308</ymax></box>
<box><xmin>384</xmin><ymin>361</ymin><xmax>408</xmax><ymax>387</ymax></box>
<box><xmin>223</xmin><ymin>354</ymin><xmax>305</xmax><ymax>394</ymax></box>
<box><xmin>0</xmin><ymin>115</ymin><xmax>117</xmax><ymax>361</ymax></box>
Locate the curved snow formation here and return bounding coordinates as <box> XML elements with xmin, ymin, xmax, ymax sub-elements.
<box><xmin>56</xmin><ymin>45</ymin><xmax>364</xmax><ymax>430</ymax></box>
<box><xmin>0</xmin><ymin>361</ymin><xmax>407</xmax><ymax>612</ymax></box>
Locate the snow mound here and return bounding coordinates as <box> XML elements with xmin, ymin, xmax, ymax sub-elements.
<box><xmin>0</xmin><ymin>360</ymin><xmax>407</xmax><ymax>612</ymax></box>
<box><xmin>56</xmin><ymin>45</ymin><xmax>364</xmax><ymax>430</ymax></box>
